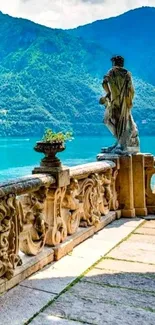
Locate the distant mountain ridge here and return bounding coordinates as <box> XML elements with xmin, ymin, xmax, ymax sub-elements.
<box><xmin>0</xmin><ymin>7</ymin><xmax>154</xmax><ymax>136</ymax></box>
<box><xmin>69</xmin><ymin>7</ymin><xmax>155</xmax><ymax>85</ymax></box>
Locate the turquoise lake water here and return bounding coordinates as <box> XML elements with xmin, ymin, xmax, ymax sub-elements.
<box><xmin>0</xmin><ymin>136</ymin><xmax>155</xmax><ymax>182</ymax></box>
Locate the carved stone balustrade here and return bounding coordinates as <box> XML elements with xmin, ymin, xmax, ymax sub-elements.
<box><xmin>43</xmin><ymin>161</ymin><xmax>119</xmax><ymax>246</ymax></box>
<box><xmin>0</xmin><ymin>160</ymin><xmax>119</xmax><ymax>291</ymax></box>
<box><xmin>5</xmin><ymin>152</ymin><xmax>155</xmax><ymax>294</ymax></box>
<box><xmin>1</xmin><ymin>152</ymin><xmax>155</xmax><ymax>294</ymax></box>
<box><xmin>0</xmin><ymin>174</ymin><xmax>55</xmax><ymax>281</ymax></box>
<box><xmin>69</xmin><ymin>161</ymin><xmax>119</xmax><ymax>226</ymax></box>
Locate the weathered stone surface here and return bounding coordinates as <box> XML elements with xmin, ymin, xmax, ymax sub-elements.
<box><xmin>0</xmin><ymin>247</ymin><xmax>54</xmax><ymax>294</ymax></box>
<box><xmin>20</xmin><ymin>254</ymin><xmax>95</xmax><ymax>295</ymax></box>
<box><xmin>53</xmin><ymin>226</ymin><xmax>94</xmax><ymax>261</ymax></box>
<box><xmin>132</xmin><ymin>155</ymin><xmax>147</xmax><ymax>216</ymax></box>
<box><xmin>94</xmin><ymin>212</ymin><xmax>116</xmax><ymax>233</ymax></box>
<box><xmin>70</xmin><ymin>161</ymin><xmax>115</xmax><ymax>178</ymax></box>
<box><xmin>93</xmin><ymin>227</ymin><xmax>134</xmax><ymax>243</ymax></box>
<box><xmin>19</xmin><ymin>218</ymin><xmax>145</xmax><ymax>297</ymax></box>
<box><xmin>144</xmin><ymin>155</ymin><xmax>154</xmax><ymax>167</ymax></box>
<box><xmin>20</xmin><ymin>219</ymin><xmax>144</xmax><ymax>295</ymax></box>
<box><xmin>71</xmin><ymin>237</ymin><xmax>112</xmax><ymax>261</ymax></box>
<box><xmin>105</xmin><ymin>217</ymin><xmax>142</xmax><ymax>228</ymax></box>
<box><xmin>0</xmin><ymin>286</ymin><xmax>55</xmax><ymax>325</ymax></box>
<box><xmin>0</xmin><ymin>174</ymin><xmax>55</xmax><ymax>197</ymax></box>
<box><xmin>107</xmin><ymin>240</ymin><xmax>155</xmax><ymax>264</ymax></box>
<box><xmin>62</xmin><ymin>219</ymin><xmax>144</xmax><ymax>265</ymax></box>
<box><xmin>63</xmin><ymin>281</ymin><xmax>155</xmax><ymax>310</ymax></box>
<box><xmin>83</xmin><ymin>266</ymin><xmax>155</xmax><ymax>292</ymax></box>
<box><xmin>130</xmin><ymin>233</ymin><xmax>155</xmax><ymax>244</ymax></box>
<box><xmin>1</xmin><ymin>216</ymin><xmax>154</xmax><ymax>325</ymax></box>
<box><xmin>44</xmin><ymin>283</ymin><xmax>155</xmax><ymax>325</ymax></box>
<box><xmin>135</xmin><ymin>227</ymin><xmax>155</xmax><ymax>235</ymax></box>
<box><xmin>92</xmin><ymin>218</ymin><xmax>143</xmax><ymax>244</ymax></box>
<box><xmin>31</xmin><ymin>314</ymin><xmax>87</xmax><ymax>325</ymax></box>
<box><xmin>142</xmin><ymin>220</ymin><xmax>155</xmax><ymax>228</ymax></box>
<box><xmin>116</xmin><ymin>240</ymin><xmax>155</xmax><ymax>252</ymax></box>
<box><xmin>96</xmin><ymin>258</ymin><xmax>155</xmax><ymax>273</ymax></box>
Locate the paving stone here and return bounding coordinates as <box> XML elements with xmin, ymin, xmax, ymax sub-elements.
<box><xmin>31</xmin><ymin>314</ymin><xmax>86</xmax><ymax>325</ymax></box>
<box><xmin>82</xmin><ymin>266</ymin><xmax>155</xmax><ymax>292</ymax></box>
<box><xmin>20</xmin><ymin>255</ymin><xmax>91</xmax><ymax>294</ymax></box>
<box><xmin>71</xmin><ymin>237</ymin><xmax>112</xmax><ymax>260</ymax></box>
<box><xmin>0</xmin><ymin>217</ymin><xmax>146</xmax><ymax>325</ymax></box>
<box><xmin>92</xmin><ymin>226</ymin><xmax>133</xmax><ymax>243</ymax></box>
<box><xmin>94</xmin><ymin>212</ymin><xmax>116</xmax><ymax>232</ymax></box>
<box><xmin>135</xmin><ymin>227</ymin><xmax>155</xmax><ymax>236</ymax></box>
<box><xmin>92</xmin><ymin>219</ymin><xmax>144</xmax><ymax>244</ymax></box>
<box><xmin>130</xmin><ymin>234</ymin><xmax>155</xmax><ymax>244</ymax></box>
<box><xmin>44</xmin><ymin>286</ymin><xmax>155</xmax><ymax>325</ymax></box>
<box><xmin>71</xmin><ymin>219</ymin><xmax>143</xmax><ymax>261</ymax></box>
<box><xmin>20</xmin><ymin>219</ymin><xmax>146</xmax><ymax>295</ymax></box>
<box><xmin>113</xmin><ymin>240</ymin><xmax>155</xmax><ymax>252</ymax></box>
<box><xmin>22</xmin><ymin>214</ymin><xmax>117</xmax><ymax>265</ymax></box>
<box><xmin>0</xmin><ymin>285</ymin><xmax>55</xmax><ymax>325</ymax></box>
<box><xmin>0</xmin><ymin>247</ymin><xmax>54</xmax><ymax>294</ymax></box>
<box><xmin>142</xmin><ymin>221</ymin><xmax>155</xmax><ymax>228</ymax></box>
<box><xmin>53</xmin><ymin>226</ymin><xmax>95</xmax><ymax>261</ymax></box>
<box><xmin>107</xmin><ymin>240</ymin><xmax>155</xmax><ymax>264</ymax></box>
<box><xmin>105</xmin><ymin>218</ymin><xmax>142</xmax><ymax>228</ymax></box>
<box><xmin>96</xmin><ymin>258</ymin><xmax>155</xmax><ymax>273</ymax></box>
<box><xmin>63</xmin><ymin>281</ymin><xmax>155</xmax><ymax>310</ymax></box>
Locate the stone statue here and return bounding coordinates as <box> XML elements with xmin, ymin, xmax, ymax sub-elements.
<box><xmin>99</xmin><ymin>55</ymin><xmax>140</xmax><ymax>154</ymax></box>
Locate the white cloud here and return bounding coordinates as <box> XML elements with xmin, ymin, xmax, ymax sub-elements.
<box><xmin>0</xmin><ymin>0</ymin><xmax>154</xmax><ymax>28</ymax></box>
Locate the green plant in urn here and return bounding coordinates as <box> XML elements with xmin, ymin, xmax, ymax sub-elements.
<box><xmin>34</xmin><ymin>128</ymin><xmax>73</xmax><ymax>168</ymax></box>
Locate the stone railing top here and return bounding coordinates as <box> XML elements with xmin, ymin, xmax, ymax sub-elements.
<box><xmin>0</xmin><ymin>174</ymin><xmax>55</xmax><ymax>198</ymax></box>
<box><xmin>0</xmin><ymin>161</ymin><xmax>116</xmax><ymax>198</ymax></box>
<box><xmin>70</xmin><ymin>161</ymin><xmax>115</xmax><ymax>179</ymax></box>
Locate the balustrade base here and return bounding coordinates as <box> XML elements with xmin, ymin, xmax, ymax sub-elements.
<box><xmin>0</xmin><ymin>211</ymin><xmax>117</xmax><ymax>294</ymax></box>
<box><xmin>0</xmin><ymin>247</ymin><xmax>54</xmax><ymax>295</ymax></box>
<box><xmin>94</xmin><ymin>211</ymin><xmax>118</xmax><ymax>232</ymax></box>
<box><xmin>121</xmin><ymin>209</ymin><xmax>136</xmax><ymax>217</ymax></box>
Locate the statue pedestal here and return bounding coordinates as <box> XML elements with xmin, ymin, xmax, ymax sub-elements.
<box><xmin>97</xmin><ymin>152</ymin><xmax>148</xmax><ymax>218</ymax></box>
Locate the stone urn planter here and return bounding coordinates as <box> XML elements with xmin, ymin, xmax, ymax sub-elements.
<box><xmin>33</xmin><ymin>129</ymin><xmax>73</xmax><ymax>172</ymax></box>
<box><xmin>34</xmin><ymin>140</ymin><xmax>65</xmax><ymax>168</ymax></box>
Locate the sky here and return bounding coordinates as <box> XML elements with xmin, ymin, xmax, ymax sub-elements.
<box><xmin>0</xmin><ymin>0</ymin><xmax>154</xmax><ymax>29</ymax></box>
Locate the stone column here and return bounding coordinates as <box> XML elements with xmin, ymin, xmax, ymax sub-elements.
<box><xmin>117</xmin><ymin>155</ymin><xmax>135</xmax><ymax>217</ymax></box>
<box><xmin>144</xmin><ymin>154</ymin><xmax>155</xmax><ymax>214</ymax></box>
<box><xmin>132</xmin><ymin>154</ymin><xmax>147</xmax><ymax>216</ymax></box>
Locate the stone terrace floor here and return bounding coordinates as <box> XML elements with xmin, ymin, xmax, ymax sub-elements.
<box><xmin>1</xmin><ymin>218</ymin><xmax>155</xmax><ymax>325</ymax></box>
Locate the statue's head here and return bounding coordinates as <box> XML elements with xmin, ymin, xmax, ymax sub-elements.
<box><xmin>111</xmin><ymin>55</ymin><xmax>124</xmax><ymax>67</ymax></box>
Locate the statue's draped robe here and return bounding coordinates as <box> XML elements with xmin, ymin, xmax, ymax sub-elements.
<box><xmin>102</xmin><ymin>66</ymin><xmax>139</xmax><ymax>149</ymax></box>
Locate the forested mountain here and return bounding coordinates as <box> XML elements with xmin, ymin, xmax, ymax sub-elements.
<box><xmin>70</xmin><ymin>7</ymin><xmax>155</xmax><ymax>85</ymax></box>
<box><xmin>0</xmin><ymin>8</ymin><xmax>154</xmax><ymax>136</ymax></box>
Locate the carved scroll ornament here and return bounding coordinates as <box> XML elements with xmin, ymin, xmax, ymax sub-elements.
<box><xmin>62</xmin><ymin>178</ymin><xmax>81</xmax><ymax>235</ymax></box>
<box><xmin>19</xmin><ymin>186</ymin><xmax>48</xmax><ymax>256</ymax></box>
<box><xmin>0</xmin><ymin>164</ymin><xmax>118</xmax><ymax>280</ymax></box>
<box><xmin>45</xmin><ymin>187</ymin><xmax>67</xmax><ymax>246</ymax></box>
<box><xmin>77</xmin><ymin>171</ymin><xmax>115</xmax><ymax>227</ymax></box>
<box><xmin>0</xmin><ymin>194</ymin><xmax>21</xmax><ymax>279</ymax></box>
